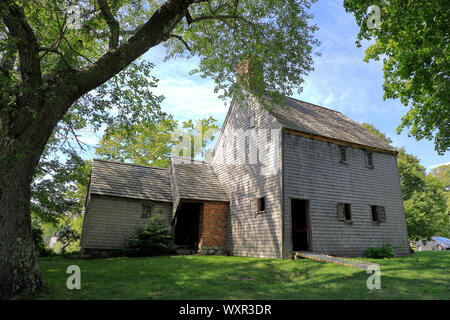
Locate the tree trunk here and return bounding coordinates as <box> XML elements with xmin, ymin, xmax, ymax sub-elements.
<box><xmin>0</xmin><ymin>153</ymin><xmax>43</xmax><ymax>299</ymax></box>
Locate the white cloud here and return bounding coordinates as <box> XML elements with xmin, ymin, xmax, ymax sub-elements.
<box><xmin>428</xmin><ymin>162</ymin><xmax>450</xmax><ymax>169</ymax></box>
<box><xmin>153</xmin><ymin>77</ymin><xmax>230</xmax><ymax>123</ymax></box>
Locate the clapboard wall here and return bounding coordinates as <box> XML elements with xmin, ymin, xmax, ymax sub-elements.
<box><xmin>211</xmin><ymin>95</ymin><xmax>284</xmax><ymax>258</ymax></box>
<box><xmin>80</xmin><ymin>195</ymin><xmax>172</xmax><ymax>250</ymax></box>
<box><xmin>282</xmin><ymin>132</ymin><xmax>410</xmax><ymax>257</ymax></box>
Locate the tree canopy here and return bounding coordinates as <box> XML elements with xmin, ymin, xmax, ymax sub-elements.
<box><xmin>96</xmin><ymin>116</ymin><xmax>219</xmax><ymax>166</ymax></box>
<box><xmin>344</xmin><ymin>0</ymin><xmax>449</xmax><ymax>154</ymax></box>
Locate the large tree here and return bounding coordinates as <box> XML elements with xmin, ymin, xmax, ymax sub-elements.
<box><xmin>344</xmin><ymin>0</ymin><xmax>449</xmax><ymax>154</ymax></box>
<box><xmin>0</xmin><ymin>0</ymin><xmax>319</xmax><ymax>298</ymax></box>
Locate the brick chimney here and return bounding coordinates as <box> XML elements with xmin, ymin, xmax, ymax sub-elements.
<box><xmin>235</xmin><ymin>58</ymin><xmax>264</xmax><ymax>93</ymax></box>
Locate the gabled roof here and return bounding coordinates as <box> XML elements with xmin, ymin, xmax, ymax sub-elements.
<box><xmin>171</xmin><ymin>158</ymin><xmax>229</xmax><ymax>203</ymax></box>
<box><xmin>89</xmin><ymin>159</ymin><xmax>173</xmax><ymax>202</ymax></box>
<box><xmin>270</xmin><ymin>97</ymin><xmax>397</xmax><ymax>152</ymax></box>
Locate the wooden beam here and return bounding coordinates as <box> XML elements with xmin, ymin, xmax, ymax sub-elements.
<box><xmin>283</xmin><ymin>128</ymin><xmax>398</xmax><ymax>155</ymax></box>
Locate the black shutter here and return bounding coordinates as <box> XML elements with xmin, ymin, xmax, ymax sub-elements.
<box><xmin>379</xmin><ymin>206</ymin><xmax>386</xmax><ymax>222</ymax></box>
<box><xmin>337</xmin><ymin>203</ymin><xmax>345</xmax><ymax>221</ymax></box>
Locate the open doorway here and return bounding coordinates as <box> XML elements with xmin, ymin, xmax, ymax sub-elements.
<box><xmin>291</xmin><ymin>199</ymin><xmax>310</xmax><ymax>251</ymax></box>
<box><xmin>174</xmin><ymin>202</ymin><xmax>202</xmax><ymax>249</ymax></box>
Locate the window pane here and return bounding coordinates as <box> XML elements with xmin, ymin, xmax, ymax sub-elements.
<box><xmin>344</xmin><ymin>203</ymin><xmax>351</xmax><ymax>221</ymax></box>
<box><xmin>371</xmin><ymin>205</ymin><xmax>379</xmax><ymax>222</ymax></box>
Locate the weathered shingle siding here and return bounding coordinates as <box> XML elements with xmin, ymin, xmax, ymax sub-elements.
<box><xmin>211</xmin><ymin>96</ymin><xmax>284</xmax><ymax>258</ymax></box>
<box><xmin>81</xmin><ymin>195</ymin><xmax>172</xmax><ymax>249</ymax></box>
<box><xmin>282</xmin><ymin>133</ymin><xmax>410</xmax><ymax>257</ymax></box>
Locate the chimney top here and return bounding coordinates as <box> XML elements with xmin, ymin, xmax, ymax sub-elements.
<box><xmin>235</xmin><ymin>58</ymin><xmax>264</xmax><ymax>93</ymax></box>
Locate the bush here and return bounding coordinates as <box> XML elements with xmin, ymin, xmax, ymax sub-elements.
<box><xmin>124</xmin><ymin>213</ymin><xmax>174</xmax><ymax>257</ymax></box>
<box><xmin>32</xmin><ymin>223</ymin><xmax>55</xmax><ymax>257</ymax></box>
<box><xmin>365</xmin><ymin>244</ymin><xmax>395</xmax><ymax>259</ymax></box>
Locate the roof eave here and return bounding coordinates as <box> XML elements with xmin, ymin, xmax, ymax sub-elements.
<box><xmin>282</xmin><ymin>127</ymin><xmax>398</xmax><ymax>155</ymax></box>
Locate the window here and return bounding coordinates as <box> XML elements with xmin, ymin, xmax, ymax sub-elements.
<box><xmin>250</xmin><ymin>197</ymin><xmax>265</xmax><ymax>213</ymax></box>
<box><xmin>365</xmin><ymin>151</ymin><xmax>374</xmax><ymax>168</ymax></box>
<box><xmin>142</xmin><ymin>205</ymin><xmax>152</xmax><ymax>219</ymax></box>
<box><xmin>344</xmin><ymin>203</ymin><xmax>352</xmax><ymax>221</ymax></box>
<box><xmin>339</xmin><ymin>146</ymin><xmax>347</xmax><ymax>163</ymax></box>
<box><xmin>337</xmin><ymin>203</ymin><xmax>352</xmax><ymax>223</ymax></box>
<box><xmin>371</xmin><ymin>205</ymin><xmax>386</xmax><ymax>223</ymax></box>
<box><xmin>257</xmin><ymin>197</ymin><xmax>265</xmax><ymax>212</ymax></box>
<box><xmin>249</xmin><ymin>114</ymin><xmax>255</xmax><ymax>128</ymax></box>
<box><xmin>371</xmin><ymin>205</ymin><xmax>379</xmax><ymax>222</ymax></box>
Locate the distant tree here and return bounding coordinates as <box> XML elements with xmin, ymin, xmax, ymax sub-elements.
<box><xmin>96</xmin><ymin>116</ymin><xmax>177</xmax><ymax>167</ymax></box>
<box><xmin>359</xmin><ymin>122</ymin><xmax>393</xmax><ymax>145</ymax></box>
<box><xmin>174</xmin><ymin>116</ymin><xmax>220</xmax><ymax>161</ymax></box>
<box><xmin>404</xmin><ymin>176</ymin><xmax>448</xmax><ymax>241</ymax></box>
<box><xmin>428</xmin><ymin>164</ymin><xmax>450</xmax><ymax>237</ymax></box>
<box><xmin>344</xmin><ymin>0</ymin><xmax>449</xmax><ymax>154</ymax></box>
<box><xmin>429</xmin><ymin>164</ymin><xmax>450</xmax><ymax>188</ymax></box>
<box><xmin>97</xmin><ymin>116</ymin><xmax>219</xmax><ymax>166</ymax></box>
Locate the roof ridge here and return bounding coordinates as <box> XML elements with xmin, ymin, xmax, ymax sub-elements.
<box><xmin>285</xmin><ymin>96</ymin><xmax>343</xmax><ymax>114</ymax></box>
<box><xmin>92</xmin><ymin>158</ymin><xmax>168</xmax><ymax>170</ymax></box>
<box><xmin>171</xmin><ymin>155</ymin><xmax>210</xmax><ymax>165</ymax></box>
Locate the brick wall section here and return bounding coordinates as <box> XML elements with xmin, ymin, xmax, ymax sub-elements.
<box><xmin>198</xmin><ymin>202</ymin><xmax>229</xmax><ymax>250</ymax></box>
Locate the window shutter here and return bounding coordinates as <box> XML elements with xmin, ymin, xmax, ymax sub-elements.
<box><xmin>337</xmin><ymin>203</ymin><xmax>345</xmax><ymax>221</ymax></box>
<box><xmin>378</xmin><ymin>206</ymin><xmax>386</xmax><ymax>222</ymax></box>
<box><xmin>142</xmin><ymin>205</ymin><xmax>152</xmax><ymax>219</ymax></box>
<box><xmin>250</xmin><ymin>198</ymin><xmax>257</xmax><ymax>213</ymax></box>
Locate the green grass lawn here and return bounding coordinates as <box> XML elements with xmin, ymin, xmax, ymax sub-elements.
<box><xmin>35</xmin><ymin>251</ymin><xmax>449</xmax><ymax>300</ymax></box>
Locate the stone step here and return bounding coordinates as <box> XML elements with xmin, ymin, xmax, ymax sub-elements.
<box><xmin>293</xmin><ymin>251</ymin><xmax>373</xmax><ymax>269</ymax></box>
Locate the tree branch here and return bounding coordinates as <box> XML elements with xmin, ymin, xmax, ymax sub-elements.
<box><xmin>190</xmin><ymin>14</ymin><xmax>255</xmax><ymax>26</ymax></box>
<box><xmin>66</xmin><ymin>0</ymin><xmax>194</xmax><ymax>98</ymax></box>
<box><xmin>168</xmin><ymin>34</ymin><xmax>192</xmax><ymax>52</ymax></box>
<box><xmin>1</xmin><ymin>2</ymin><xmax>42</xmax><ymax>89</ymax></box>
<box><xmin>38</xmin><ymin>47</ymin><xmax>71</xmax><ymax>68</ymax></box>
<box><xmin>97</xmin><ymin>0</ymin><xmax>120</xmax><ymax>49</ymax></box>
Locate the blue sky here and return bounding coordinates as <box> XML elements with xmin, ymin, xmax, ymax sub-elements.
<box><xmin>80</xmin><ymin>0</ymin><xmax>448</xmax><ymax>170</ymax></box>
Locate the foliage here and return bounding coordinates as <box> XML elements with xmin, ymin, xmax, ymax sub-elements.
<box><xmin>428</xmin><ymin>164</ymin><xmax>450</xmax><ymax>237</ymax></box>
<box><xmin>31</xmin><ymin>154</ymin><xmax>91</xmax><ymax>224</ymax></box>
<box><xmin>172</xmin><ymin>116</ymin><xmax>220</xmax><ymax>162</ymax></box>
<box><xmin>124</xmin><ymin>213</ymin><xmax>174</xmax><ymax>257</ymax></box>
<box><xmin>429</xmin><ymin>164</ymin><xmax>450</xmax><ymax>187</ymax></box>
<box><xmin>56</xmin><ymin>215</ymin><xmax>83</xmax><ymax>256</ymax></box>
<box><xmin>31</xmin><ymin>222</ymin><xmax>45</xmax><ymax>256</ymax></box>
<box><xmin>97</xmin><ymin>116</ymin><xmax>219</xmax><ymax>166</ymax></box>
<box><xmin>359</xmin><ymin>122</ymin><xmax>393</xmax><ymax>145</ymax></box>
<box><xmin>344</xmin><ymin>0</ymin><xmax>449</xmax><ymax>154</ymax></box>
<box><xmin>365</xmin><ymin>244</ymin><xmax>395</xmax><ymax>259</ymax></box>
<box><xmin>31</xmin><ymin>222</ymin><xmax>54</xmax><ymax>257</ymax></box>
<box><xmin>36</xmin><ymin>252</ymin><xmax>450</xmax><ymax>300</ymax></box>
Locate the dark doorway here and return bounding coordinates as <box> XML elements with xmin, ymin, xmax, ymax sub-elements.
<box><xmin>174</xmin><ymin>202</ymin><xmax>202</xmax><ymax>249</ymax></box>
<box><xmin>291</xmin><ymin>199</ymin><xmax>310</xmax><ymax>251</ymax></box>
